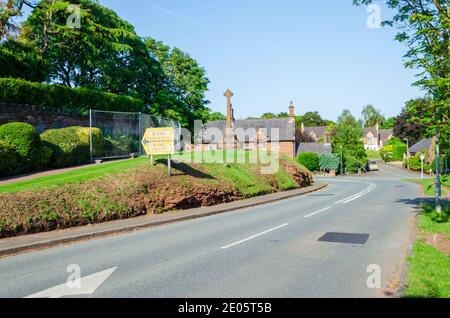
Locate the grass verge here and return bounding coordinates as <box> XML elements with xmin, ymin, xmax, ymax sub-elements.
<box><xmin>405</xmin><ymin>175</ymin><xmax>449</xmax><ymax>197</ymax></box>
<box><xmin>405</xmin><ymin>203</ymin><xmax>450</xmax><ymax>298</ymax></box>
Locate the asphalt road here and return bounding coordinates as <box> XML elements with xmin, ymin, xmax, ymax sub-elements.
<box><xmin>0</xmin><ymin>163</ymin><xmax>422</xmax><ymax>298</ymax></box>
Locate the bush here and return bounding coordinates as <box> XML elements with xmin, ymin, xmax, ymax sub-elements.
<box><xmin>297</xmin><ymin>152</ymin><xmax>320</xmax><ymax>172</ymax></box>
<box><xmin>41</xmin><ymin>127</ymin><xmax>104</xmax><ymax>168</ymax></box>
<box><xmin>0</xmin><ymin>122</ymin><xmax>41</xmax><ymax>171</ymax></box>
<box><xmin>319</xmin><ymin>154</ymin><xmax>340</xmax><ymax>172</ymax></box>
<box><xmin>431</xmin><ymin>157</ymin><xmax>445</xmax><ymax>174</ymax></box>
<box><xmin>380</xmin><ymin>144</ymin><xmax>394</xmax><ymax>162</ymax></box>
<box><xmin>344</xmin><ymin>154</ymin><xmax>366</xmax><ymax>174</ymax></box>
<box><xmin>0</xmin><ymin>78</ymin><xmax>145</xmax><ymax>115</ymax></box>
<box><xmin>0</xmin><ymin>140</ymin><xmax>19</xmax><ymax>177</ymax></box>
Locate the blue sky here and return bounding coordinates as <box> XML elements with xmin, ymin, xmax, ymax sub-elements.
<box><xmin>99</xmin><ymin>0</ymin><xmax>423</xmax><ymax>121</ymax></box>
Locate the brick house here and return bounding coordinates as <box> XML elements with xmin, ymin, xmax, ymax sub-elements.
<box><xmin>188</xmin><ymin>90</ymin><xmax>297</xmax><ymax>158</ymax></box>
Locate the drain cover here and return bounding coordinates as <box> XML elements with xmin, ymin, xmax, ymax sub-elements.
<box><xmin>318</xmin><ymin>232</ymin><xmax>369</xmax><ymax>244</ymax></box>
<box><xmin>308</xmin><ymin>194</ymin><xmax>335</xmax><ymax>197</ymax></box>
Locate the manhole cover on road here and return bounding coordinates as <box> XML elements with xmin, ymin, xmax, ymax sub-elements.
<box><xmin>318</xmin><ymin>232</ymin><xmax>369</xmax><ymax>245</ymax></box>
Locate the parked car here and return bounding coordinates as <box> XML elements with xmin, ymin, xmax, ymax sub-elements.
<box><xmin>367</xmin><ymin>161</ymin><xmax>379</xmax><ymax>171</ymax></box>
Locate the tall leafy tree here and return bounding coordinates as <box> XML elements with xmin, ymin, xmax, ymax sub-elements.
<box><xmin>394</xmin><ymin>99</ymin><xmax>426</xmax><ymax>145</ymax></box>
<box><xmin>361</xmin><ymin>104</ymin><xmax>385</xmax><ymax>128</ymax></box>
<box><xmin>353</xmin><ymin>0</ymin><xmax>449</xmax><ymax>145</ymax></box>
<box><xmin>332</xmin><ymin>109</ymin><xmax>368</xmax><ymax>172</ymax></box>
<box><xmin>20</xmin><ymin>0</ymin><xmax>160</xmax><ymax>102</ymax></box>
<box><xmin>299</xmin><ymin>111</ymin><xmax>328</xmax><ymax>127</ymax></box>
<box><xmin>144</xmin><ymin>38</ymin><xmax>210</xmax><ymax>129</ymax></box>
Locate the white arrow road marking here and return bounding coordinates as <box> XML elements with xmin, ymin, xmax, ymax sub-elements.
<box><xmin>221</xmin><ymin>224</ymin><xmax>288</xmax><ymax>249</ymax></box>
<box><xmin>25</xmin><ymin>267</ymin><xmax>117</xmax><ymax>298</ymax></box>
<box><xmin>304</xmin><ymin>207</ymin><xmax>331</xmax><ymax>218</ymax></box>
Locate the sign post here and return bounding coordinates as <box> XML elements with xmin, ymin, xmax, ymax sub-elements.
<box><xmin>141</xmin><ymin>127</ymin><xmax>175</xmax><ymax>176</ymax></box>
<box><xmin>420</xmin><ymin>153</ymin><xmax>426</xmax><ymax>180</ymax></box>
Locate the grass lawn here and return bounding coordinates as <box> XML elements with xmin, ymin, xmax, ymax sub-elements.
<box><xmin>366</xmin><ymin>150</ymin><xmax>381</xmax><ymax>159</ymax></box>
<box><xmin>0</xmin><ymin>157</ymin><xmax>150</xmax><ymax>193</ymax></box>
<box><xmin>406</xmin><ymin>175</ymin><xmax>450</xmax><ymax>197</ymax></box>
<box><xmin>405</xmin><ymin>204</ymin><xmax>450</xmax><ymax>298</ymax></box>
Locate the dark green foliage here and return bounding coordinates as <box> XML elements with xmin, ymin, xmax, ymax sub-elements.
<box><xmin>0</xmin><ymin>140</ymin><xmax>20</xmax><ymax>177</ymax></box>
<box><xmin>41</xmin><ymin>126</ymin><xmax>104</xmax><ymax>168</ymax></box>
<box><xmin>0</xmin><ymin>78</ymin><xmax>144</xmax><ymax>114</ymax></box>
<box><xmin>0</xmin><ymin>40</ymin><xmax>47</xmax><ymax>82</ymax></box>
<box><xmin>297</xmin><ymin>152</ymin><xmax>320</xmax><ymax>172</ymax></box>
<box><xmin>344</xmin><ymin>154</ymin><xmax>367</xmax><ymax>174</ymax></box>
<box><xmin>319</xmin><ymin>154</ymin><xmax>340</xmax><ymax>172</ymax></box>
<box><xmin>0</xmin><ymin>122</ymin><xmax>41</xmax><ymax>171</ymax></box>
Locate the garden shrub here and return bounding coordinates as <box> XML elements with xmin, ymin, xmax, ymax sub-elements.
<box><xmin>41</xmin><ymin>126</ymin><xmax>104</xmax><ymax>168</ymax></box>
<box><xmin>0</xmin><ymin>140</ymin><xmax>19</xmax><ymax>177</ymax></box>
<box><xmin>297</xmin><ymin>152</ymin><xmax>320</xmax><ymax>172</ymax></box>
<box><xmin>0</xmin><ymin>122</ymin><xmax>41</xmax><ymax>171</ymax></box>
<box><xmin>319</xmin><ymin>153</ymin><xmax>340</xmax><ymax>172</ymax></box>
<box><xmin>0</xmin><ymin>78</ymin><xmax>144</xmax><ymax>114</ymax></box>
<box><xmin>344</xmin><ymin>154</ymin><xmax>366</xmax><ymax>174</ymax></box>
<box><xmin>380</xmin><ymin>144</ymin><xmax>394</xmax><ymax>162</ymax></box>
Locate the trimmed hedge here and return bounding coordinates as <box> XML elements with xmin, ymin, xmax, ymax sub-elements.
<box><xmin>297</xmin><ymin>152</ymin><xmax>320</xmax><ymax>172</ymax></box>
<box><xmin>41</xmin><ymin>127</ymin><xmax>104</xmax><ymax>168</ymax></box>
<box><xmin>0</xmin><ymin>78</ymin><xmax>145</xmax><ymax>114</ymax></box>
<box><xmin>0</xmin><ymin>140</ymin><xmax>19</xmax><ymax>177</ymax></box>
<box><xmin>0</xmin><ymin>122</ymin><xmax>41</xmax><ymax>171</ymax></box>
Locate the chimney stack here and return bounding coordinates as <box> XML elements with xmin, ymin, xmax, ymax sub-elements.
<box><xmin>289</xmin><ymin>101</ymin><xmax>295</xmax><ymax>123</ymax></box>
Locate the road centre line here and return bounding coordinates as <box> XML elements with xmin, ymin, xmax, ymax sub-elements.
<box><xmin>304</xmin><ymin>207</ymin><xmax>331</xmax><ymax>218</ymax></box>
<box><xmin>341</xmin><ymin>184</ymin><xmax>376</xmax><ymax>204</ymax></box>
<box><xmin>221</xmin><ymin>223</ymin><xmax>289</xmax><ymax>249</ymax></box>
<box><xmin>334</xmin><ymin>183</ymin><xmax>376</xmax><ymax>204</ymax></box>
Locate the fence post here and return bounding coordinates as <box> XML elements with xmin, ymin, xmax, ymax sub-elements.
<box><xmin>89</xmin><ymin>109</ymin><xmax>93</xmax><ymax>162</ymax></box>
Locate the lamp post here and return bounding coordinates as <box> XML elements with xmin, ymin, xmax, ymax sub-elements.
<box><xmin>340</xmin><ymin>145</ymin><xmax>343</xmax><ymax>175</ymax></box>
<box><xmin>435</xmin><ymin>126</ymin><xmax>442</xmax><ymax>214</ymax></box>
<box><xmin>420</xmin><ymin>153</ymin><xmax>426</xmax><ymax>180</ymax></box>
<box><xmin>403</xmin><ymin>138</ymin><xmax>410</xmax><ymax>170</ymax></box>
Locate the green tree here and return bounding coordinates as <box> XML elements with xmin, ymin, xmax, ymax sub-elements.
<box><xmin>0</xmin><ymin>0</ymin><xmax>38</xmax><ymax>40</ymax></box>
<box><xmin>361</xmin><ymin>104</ymin><xmax>385</xmax><ymax>128</ymax></box>
<box><xmin>20</xmin><ymin>0</ymin><xmax>160</xmax><ymax>102</ymax></box>
<box><xmin>332</xmin><ymin>109</ymin><xmax>368</xmax><ymax>173</ymax></box>
<box><xmin>299</xmin><ymin>111</ymin><xmax>327</xmax><ymax>126</ymax></box>
<box><xmin>207</xmin><ymin>111</ymin><xmax>226</xmax><ymax>121</ymax></box>
<box><xmin>261</xmin><ymin>112</ymin><xmax>277</xmax><ymax>119</ymax></box>
<box><xmin>144</xmin><ymin>38</ymin><xmax>210</xmax><ymax>129</ymax></box>
<box><xmin>382</xmin><ymin>116</ymin><xmax>396</xmax><ymax>129</ymax></box>
<box><xmin>353</xmin><ymin>0</ymin><xmax>449</xmax><ymax>148</ymax></box>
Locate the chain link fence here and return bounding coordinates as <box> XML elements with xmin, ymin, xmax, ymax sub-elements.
<box><xmin>89</xmin><ymin>110</ymin><xmax>181</xmax><ymax>160</ymax></box>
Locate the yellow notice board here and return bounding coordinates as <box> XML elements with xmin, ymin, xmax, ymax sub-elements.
<box><xmin>141</xmin><ymin>127</ymin><xmax>175</xmax><ymax>155</ymax></box>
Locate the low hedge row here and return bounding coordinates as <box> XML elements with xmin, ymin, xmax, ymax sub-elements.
<box><xmin>0</xmin><ymin>78</ymin><xmax>145</xmax><ymax>114</ymax></box>
<box><xmin>41</xmin><ymin>127</ymin><xmax>104</xmax><ymax>168</ymax></box>
<box><xmin>0</xmin><ymin>123</ymin><xmax>105</xmax><ymax>177</ymax></box>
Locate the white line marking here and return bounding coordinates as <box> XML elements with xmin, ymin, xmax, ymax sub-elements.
<box><xmin>304</xmin><ymin>207</ymin><xmax>331</xmax><ymax>218</ymax></box>
<box><xmin>342</xmin><ymin>184</ymin><xmax>376</xmax><ymax>204</ymax></box>
<box><xmin>221</xmin><ymin>223</ymin><xmax>288</xmax><ymax>249</ymax></box>
<box><xmin>335</xmin><ymin>183</ymin><xmax>376</xmax><ymax>204</ymax></box>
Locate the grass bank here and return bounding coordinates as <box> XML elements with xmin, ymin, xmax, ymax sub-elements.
<box><xmin>406</xmin><ymin>175</ymin><xmax>450</xmax><ymax>197</ymax></box>
<box><xmin>0</xmin><ymin>153</ymin><xmax>312</xmax><ymax>238</ymax></box>
<box><xmin>405</xmin><ymin>203</ymin><xmax>450</xmax><ymax>298</ymax></box>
